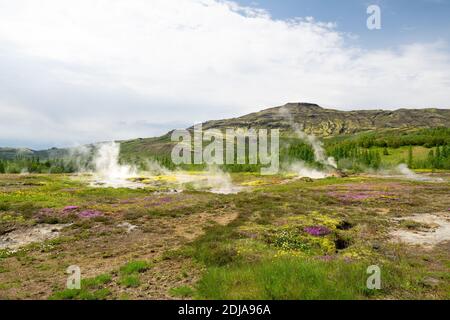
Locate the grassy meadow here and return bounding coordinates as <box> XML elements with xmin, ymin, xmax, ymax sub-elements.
<box><xmin>0</xmin><ymin>172</ymin><xmax>449</xmax><ymax>300</ymax></box>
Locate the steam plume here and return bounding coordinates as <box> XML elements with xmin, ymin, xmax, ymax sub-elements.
<box><xmin>279</xmin><ymin>108</ymin><xmax>336</xmax><ymax>168</ymax></box>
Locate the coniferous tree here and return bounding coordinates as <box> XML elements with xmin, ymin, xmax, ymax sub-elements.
<box><xmin>407</xmin><ymin>145</ymin><xmax>413</xmax><ymax>168</ymax></box>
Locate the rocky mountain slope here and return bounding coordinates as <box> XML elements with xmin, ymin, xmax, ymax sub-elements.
<box><xmin>201</xmin><ymin>103</ymin><xmax>450</xmax><ymax>136</ymax></box>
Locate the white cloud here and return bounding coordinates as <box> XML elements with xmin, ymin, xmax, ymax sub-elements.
<box><xmin>0</xmin><ymin>0</ymin><xmax>449</xmax><ymax>148</ymax></box>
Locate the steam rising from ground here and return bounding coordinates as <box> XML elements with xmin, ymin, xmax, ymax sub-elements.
<box><xmin>381</xmin><ymin>164</ymin><xmax>444</xmax><ymax>182</ymax></box>
<box><xmin>395</xmin><ymin>164</ymin><xmax>425</xmax><ymax>181</ymax></box>
<box><xmin>280</xmin><ymin>108</ymin><xmax>336</xmax><ymax>168</ymax></box>
<box><xmin>90</xmin><ymin>142</ymin><xmax>138</xmax><ymax>188</ymax></box>
<box><xmin>289</xmin><ymin>162</ymin><xmax>328</xmax><ymax>179</ymax></box>
<box><xmin>83</xmin><ymin>142</ymin><xmax>241</xmax><ymax>193</ymax></box>
<box><xmin>191</xmin><ymin>166</ymin><xmax>243</xmax><ymax>194</ymax></box>
<box><xmin>280</xmin><ymin>108</ymin><xmax>336</xmax><ymax>179</ymax></box>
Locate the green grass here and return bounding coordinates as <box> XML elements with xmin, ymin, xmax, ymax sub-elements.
<box><xmin>119</xmin><ymin>260</ymin><xmax>151</xmax><ymax>275</ymax></box>
<box><xmin>49</xmin><ymin>273</ymin><xmax>112</xmax><ymax>300</ymax></box>
<box><xmin>375</xmin><ymin>146</ymin><xmax>431</xmax><ymax>166</ymax></box>
<box><xmin>50</xmin><ymin>262</ymin><xmax>152</xmax><ymax>298</ymax></box>
<box><xmin>188</xmin><ymin>224</ymin><xmax>241</xmax><ymax>267</ymax></box>
<box><xmin>50</xmin><ymin>287</ymin><xmax>111</xmax><ymax>300</ymax></box>
<box><xmin>196</xmin><ymin>257</ymin><xmax>375</xmax><ymax>300</ymax></box>
<box><xmin>118</xmin><ymin>275</ymin><xmax>141</xmax><ymax>288</ymax></box>
<box><xmin>169</xmin><ymin>285</ymin><xmax>195</xmax><ymax>298</ymax></box>
<box><xmin>82</xmin><ymin>273</ymin><xmax>112</xmax><ymax>287</ymax></box>
<box><xmin>117</xmin><ymin>260</ymin><xmax>152</xmax><ymax>288</ymax></box>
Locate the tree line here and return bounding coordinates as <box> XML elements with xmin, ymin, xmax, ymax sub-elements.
<box><xmin>0</xmin><ymin>157</ymin><xmax>79</xmax><ymax>174</ymax></box>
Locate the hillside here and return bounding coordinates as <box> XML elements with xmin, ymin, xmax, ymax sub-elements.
<box><xmin>0</xmin><ymin>147</ymin><xmax>77</xmax><ymax>161</ymax></box>
<box><xmin>119</xmin><ymin>103</ymin><xmax>450</xmax><ymax>160</ymax></box>
<box><xmin>201</xmin><ymin>103</ymin><xmax>450</xmax><ymax>136</ymax></box>
<box><xmin>1</xmin><ymin>103</ymin><xmax>449</xmax><ymax>161</ymax></box>
<box><xmin>0</xmin><ymin>148</ymin><xmax>35</xmax><ymax>160</ymax></box>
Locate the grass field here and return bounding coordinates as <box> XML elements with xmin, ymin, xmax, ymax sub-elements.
<box><xmin>376</xmin><ymin>146</ymin><xmax>431</xmax><ymax>165</ymax></box>
<box><xmin>0</xmin><ymin>172</ymin><xmax>449</xmax><ymax>299</ymax></box>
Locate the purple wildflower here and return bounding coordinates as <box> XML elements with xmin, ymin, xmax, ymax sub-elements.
<box><xmin>63</xmin><ymin>206</ymin><xmax>79</xmax><ymax>212</ymax></box>
<box><xmin>78</xmin><ymin>210</ymin><xmax>103</xmax><ymax>218</ymax></box>
<box><xmin>304</xmin><ymin>226</ymin><xmax>331</xmax><ymax>236</ymax></box>
<box><xmin>156</xmin><ymin>197</ymin><xmax>172</xmax><ymax>204</ymax></box>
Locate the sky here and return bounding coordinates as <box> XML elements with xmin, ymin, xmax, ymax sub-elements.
<box><xmin>0</xmin><ymin>0</ymin><xmax>449</xmax><ymax>149</ymax></box>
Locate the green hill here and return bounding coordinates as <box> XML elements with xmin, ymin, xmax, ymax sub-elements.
<box><xmin>118</xmin><ymin>103</ymin><xmax>450</xmax><ymax>161</ymax></box>
<box><xmin>1</xmin><ymin>103</ymin><xmax>449</xmax><ymax>171</ymax></box>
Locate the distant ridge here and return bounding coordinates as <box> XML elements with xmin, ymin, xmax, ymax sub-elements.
<box><xmin>1</xmin><ymin>103</ymin><xmax>449</xmax><ymax>159</ymax></box>
<box><xmin>201</xmin><ymin>102</ymin><xmax>450</xmax><ymax>136</ymax></box>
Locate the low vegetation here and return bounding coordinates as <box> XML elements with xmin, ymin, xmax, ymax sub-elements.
<box><xmin>1</xmin><ymin>128</ymin><xmax>449</xmax><ymax>174</ymax></box>
<box><xmin>0</xmin><ymin>172</ymin><xmax>449</xmax><ymax>299</ymax></box>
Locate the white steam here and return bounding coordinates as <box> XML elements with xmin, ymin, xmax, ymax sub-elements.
<box><xmin>280</xmin><ymin>108</ymin><xmax>336</xmax><ymax>168</ymax></box>
<box><xmin>372</xmin><ymin>164</ymin><xmax>444</xmax><ymax>182</ymax></box>
<box><xmin>90</xmin><ymin>142</ymin><xmax>138</xmax><ymax>188</ymax></box>
<box><xmin>67</xmin><ymin>144</ymin><xmax>93</xmax><ymax>172</ymax></box>
<box><xmin>81</xmin><ymin>141</ymin><xmax>242</xmax><ymax>193</ymax></box>
<box><xmin>393</xmin><ymin>164</ymin><xmax>443</xmax><ymax>182</ymax></box>
<box><xmin>395</xmin><ymin>164</ymin><xmax>424</xmax><ymax>180</ymax></box>
<box><xmin>279</xmin><ymin>108</ymin><xmax>336</xmax><ymax>179</ymax></box>
<box><xmin>289</xmin><ymin>161</ymin><xmax>329</xmax><ymax>179</ymax></box>
<box><xmin>195</xmin><ymin>166</ymin><xmax>243</xmax><ymax>194</ymax></box>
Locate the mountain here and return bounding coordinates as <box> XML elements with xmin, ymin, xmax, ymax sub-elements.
<box><xmin>1</xmin><ymin>103</ymin><xmax>449</xmax><ymax>160</ymax></box>
<box><xmin>0</xmin><ymin>147</ymin><xmax>35</xmax><ymax>160</ymax></box>
<box><xmin>118</xmin><ymin>103</ymin><xmax>450</xmax><ymax>159</ymax></box>
<box><xmin>201</xmin><ymin>103</ymin><xmax>450</xmax><ymax>136</ymax></box>
<box><xmin>0</xmin><ymin>146</ymin><xmax>87</xmax><ymax>161</ymax></box>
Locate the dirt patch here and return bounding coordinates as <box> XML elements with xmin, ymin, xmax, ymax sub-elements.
<box><xmin>174</xmin><ymin>211</ymin><xmax>239</xmax><ymax>241</ymax></box>
<box><xmin>377</xmin><ymin>208</ymin><xmax>391</xmax><ymax>215</ymax></box>
<box><xmin>390</xmin><ymin>213</ymin><xmax>450</xmax><ymax>248</ymax></box>
<box><xmin>213</xmin><ymin>212</ymin><xmax>239</xmax><ymax>226</ymax></box>
<box><xmin>0</xmin><ymin>223</ymin><xmax>70</xmax><ymax>251</ymax></box>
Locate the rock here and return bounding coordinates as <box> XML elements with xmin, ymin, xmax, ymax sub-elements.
<box><xmin>329</xmin><ymin>169</ymin><xmax>348</xmax><ymax>178</ymax></box>
<box><xmin>421</xmin><ymin>277</ymin><xmax>440</xmax><ymax>288</ymax></box>
<box><xmin>117</xmin><ymin>222</ymin><xmax>138</xmax><ymax>233</ymax></box>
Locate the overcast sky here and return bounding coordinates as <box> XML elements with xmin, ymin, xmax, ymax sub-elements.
<box><xmin>1</xmin><ymin>0</ymin><xmax>449</xmax><ymax>149</ymax></box>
